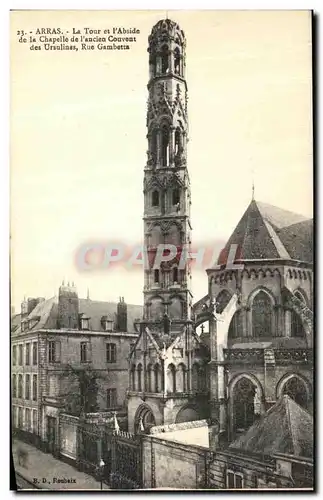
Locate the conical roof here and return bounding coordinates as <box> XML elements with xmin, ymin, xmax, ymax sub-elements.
<box><xmin>217</xmin><ymin>200</ymin><xmax>312</xmax><ymax>264</ymax></box>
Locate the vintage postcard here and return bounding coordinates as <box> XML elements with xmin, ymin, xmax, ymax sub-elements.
<box><xmin>10</xmin><ymin>10</ymin><xmax>314</xmax><ymax>491</ymax></box>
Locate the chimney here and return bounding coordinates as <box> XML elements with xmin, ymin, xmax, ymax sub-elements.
<box><xmin>58</xmin><ymin>281</ymin><xmax>79</xmax><ymax>329</ymax></box>
<box><xmin>117</xmin><ymin>296</ymin><xmax>127</xmax><ymax>332</ymax></box>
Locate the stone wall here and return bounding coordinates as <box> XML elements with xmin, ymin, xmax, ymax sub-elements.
<box><xmin>142</xmin><ymin>434</ymin><xmax>210</xmax><ymax>489</ymax></box>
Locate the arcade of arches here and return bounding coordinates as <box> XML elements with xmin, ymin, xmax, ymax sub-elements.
<box><xmin>231</xmin><ymin>374</ymin><xmax>311</xmax><ymax>436</ymax></box>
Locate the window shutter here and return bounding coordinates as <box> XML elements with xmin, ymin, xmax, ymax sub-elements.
<box><xmin>55</xmin><ymin>341</ymin><xmax>61</xmax><ymax>362</ymax></box>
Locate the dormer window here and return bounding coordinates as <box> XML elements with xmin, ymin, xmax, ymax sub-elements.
<box><xmin>101</xmin><ymin>316</ymin><xmax>113</xmax><ymax>332</ymax></box>
<box><xmin>79</xmin><ymin>313</ymin><xmax>90</xmax><ymax>330</ymax></box>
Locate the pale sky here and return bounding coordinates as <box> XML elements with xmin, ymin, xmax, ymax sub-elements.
<box><xmin>10</xmin><ymin>10</ymin><xmax>313</xmax><ymax>311</ymax></box>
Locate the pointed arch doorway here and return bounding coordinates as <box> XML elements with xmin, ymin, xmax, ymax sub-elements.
<box><xmin>134</xmin><ymin>404</ymin><xmax>156</xmax><ymax>434</ymax></box>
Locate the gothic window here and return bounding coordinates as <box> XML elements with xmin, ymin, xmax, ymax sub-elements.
<box><xmin>173</xmin><ymin>267</ymin><xmax>178</xmax><ymax>283</ymax></box>
<box><xmin>172</xmin><ymin>188</ymin><xmax>180</xmax><ymax>205</ymax></box>
<box><xmin>291</xmin><ymin>311</ymin><xmax>305</xmax><ymax>337</ymax></box>
<box><xmin>177</xmin><ymin>364</ymin><xmax>186</xmax><ymax>392</ymax></box>
<box><xmin>282</xmin><ymin>377</ymin><xmax>308</xmax><ymax>409</ymax></box>
<box><xmin>252</xmin><ymin>291</ymin><xmax>273</xmax><ymax>337</ymax></box>
<box><xmin>169</xmin><ymin>297</ymin><xmax>183</xmax><ymax>319</ymax></box>
<box><xmin>228</xmin><ymin>311</ymin><xmax>242</xmax><ymax>340</ymax></box>
<box><xmin>167</xmin><ymin>364</ymin><xmax>176</xmax><ymax>393</ymax></box>
<box><xmin>131</xmin><ymin>364</ymin><xmax>136</xmax><ymax>390</ymax></box>
<box><xmin>154</xmin><ymin>364</ymin><xmax>161</xmax><ymax>392</ymax></box>
<box><xmin>154</xmin><ymin>269</ymin><xmax>159</xmax><ymax>283</ymax></box>
<box><xmin>192</xmin><ymin>363</ymin><xmax>199</xmax><ymax>392</ymax></box>
<box><xmin>150</xmin><ymin>129</ymin><xmax>157</xmax><ymax>156</ymax></box>
<box><xmin>175</xmin><ymin>128</ymin><xmax>182</xmax><ymax>155</ymax></box>
<box><xmin>147</xmin><ymin>364</ymin><xmax>153</xmax><ymax>392</ymax></box>
<box><xmin>233</xmin><ymin>378</ymin><xmax>257</xmax><ymax>434</ymax></box>
<box><xmin>174</xmin><ymin>47</ymin><xmax>181</xmax><ymax>75</ymax></box>
<box><xmin>161</xmin><ymin>45</ymin><xmax>169</xmax><ymax>73</ymax></box>
<box><xmin>137</xmin><ymin>364</ymin><xmax>143</xmax><ymax>392</ymax></box>
<box><xmin>152</xmin><ymin>190</ymin><xmax>159</xmax><ymax>207</ymax></box>
<box><xmin>161</xmin><ymin>126</ymin><xmax>169</xmax><ymax>166</ymax></box>
<box><xmin>150</xmin><ymin>53</ymin><xmax>157</xmax><ymax>78</ymax></box>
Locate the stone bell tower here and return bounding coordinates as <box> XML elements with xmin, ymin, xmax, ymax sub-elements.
<box><xmin>143</xmin><ymin>18</ymin><xmax>193</xmax><ymax>335</ymax></box>
<box><xmin>127</xmin><ymin>20</ymin><xmax>209</xmax><ymax>434</ymax></box>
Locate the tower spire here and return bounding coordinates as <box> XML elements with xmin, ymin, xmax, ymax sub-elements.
<box><xmin>87</xmin><ymin>287</ymin><xmax>90</xmax><ymax>300</ymax></box>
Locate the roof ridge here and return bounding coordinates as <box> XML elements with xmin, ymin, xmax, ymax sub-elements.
<box><xmin>284</xmin><ymin>395</ymin><xmax>298</xmax><ymax>456</ymax></box>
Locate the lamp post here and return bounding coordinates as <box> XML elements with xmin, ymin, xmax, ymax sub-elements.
<box><xmin>99</xmin><ymin>458</ymin><xmax>105</xmax><ymax>490</ymax></box>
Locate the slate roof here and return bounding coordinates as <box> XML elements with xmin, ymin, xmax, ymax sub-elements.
<box><xmin>230</xmin><ymin>395</ymin><xmax>313</xmax><ymax>459</ymax></box>
<box><xmin>12</xmin><ymin>296</ymin><xmax>143</xmax><ymax>335</ymax></box>
<box><xmin>218</xmin><ymin>200</ymin><xmax>313</xmax><ymax>264</ymax></box>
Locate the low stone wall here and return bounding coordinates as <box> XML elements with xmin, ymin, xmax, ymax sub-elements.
<box><xmin>142</xmin><ymin>434</ymin><xmax>210</xmax><ymax>489</ymax></box>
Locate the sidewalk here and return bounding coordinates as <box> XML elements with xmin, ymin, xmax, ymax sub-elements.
<box><xmin>12</xmin><ymin>439</ymin><xmax>110</xmax><ymax>490</ymax></box>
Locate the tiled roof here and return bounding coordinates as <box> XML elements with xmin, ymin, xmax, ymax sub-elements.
<box><xmin>218</xmin><ymin>200</ymin><xmax>312</xmax><ymax>264</ymax></box>
<box><xmin>12</xmin><ymin>296</ymin><xmax>143</xmax><ymax>335</ymax></box>
<box><xmin>79</xmin><ymin>299</ymin><xmax>142</xmax><ymax>333</ymax></box>
<box><xmin>230</xmin><ymin>395</ymin><xmax>313</xmax><ymax>459</ymax></box>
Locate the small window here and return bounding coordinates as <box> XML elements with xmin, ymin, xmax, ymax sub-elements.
<box><xmin>172</xmin><ymin>188</ymin><xmax>180</xmax><ymax>205</ymax></box>
<box><xmin>12</xmin><ymin>346</ymin><xmax>17</xmax><ymax>366</ymax></box>
<box><xmin>32</xmin><ymin>374</ymin><xmax>38</xmax><ymax>401</ymax></box>
<box><xmin>32</xmin><ymin>342</ymin><xmax>38</xmax><ymax>365</ymax></box>
<box><xmin>25</xmin><ymin>343</ymin><xmax>30</xmax><ymax>365</ymax></box>
<box><xmin>48</xmin><ymin>341</ymin><xmax>61</xmax><ymax>363</ymax></box>
<box><xmin>154</xmin><ymin>269</ymin><xmax>159</xmax><ymax>283</ymax></box>
<box><xmin>107</xmin><ymin>388</ymin><xmax>117</xmax><ymax>408</ymax></box>
<box><xmin>106</xmin><ymin>343</ymin><xmax>117</xmax><ymax>363</ymax></box>
<box><xmin>81</xmin><ymin>318</ymin><xmax>90</xmax><ymax>330</ymax></box>
<box><xmin>152</xmin><ymin>190</ymin><xmax>159</xmax><ymax>207</ymax></box>
<box><xmin>80</xmin><ymin>342</ymin><xmax>88</xmax><ymax>363</ymax></box>
<box><xmin>226</xmin><ymin>470</ymin><xmax>244</xmax><ymax>489</ymax></box>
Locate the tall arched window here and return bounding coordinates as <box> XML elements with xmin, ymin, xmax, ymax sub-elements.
<box><xmin>147</xmin><ymin>364</ymin><xmax>153</xmax><ymax>392</ymax></box>
<box><xmin>233</xmin><ymin>378</ymin><xmax>257</xmax><ymax>434</ymax></box>
<box><xmin>252</xmin><ymin>291</ymin><xmax>273</xmax><ymax>337</ymax></box>
<box><xmin>137</xmin><ymin>364</ymin><xmax>142</xmax><ymax>392</ymax></box>
<box><xmin>174</xmin><ymin>47</ymin><xmax>181</xmax><ymax>75</ymax></box>
<box><xmin>177</xmin><ymin>364</ymin><xmax>186</xmax><ymax>392</ymax></box>
<box><xmin>192</xmin><ymin>363</ymin><xmax>199</xmax><ymax>392</ymax></box>
<box><xmin>150</xmin><ymin>53</ymin><xmax>157</xmax><ymax>78</ymax></box>
<box><xmin>131</xmin><ymin>364</ymin><xmax>136</xmax><ymax>390</ymax></box>
<box><xmin>282</xmin><ymin>377</ymin><xmax>308</xmax><ymax>409</ymax></box>
<box><xmin>152</xmin><ymin>190</ymin><xmax>159</xmax><ymax>207</ymax></box>
<box><xmin>291</xmin><ymin>311</ymin><xmax>305</xmax><ymax>337</ymax></box>
<box><xmin>161</xmin><ymin>45</ymin><xmax>169</xmax><ymax>73</ymax></box>
<box><xmin>161</xmin><ymin>126</ymin><xmax>169</xmax><ymax>166</ymax></box>
<box><xmin>172</xmin><ymin>188</ymin><xmax>180</xmax><ymax>205</ymax></box>
<box><xmin>154</xmin><ymin>364</ymin><xmax>161</xmax><ymax>392</ymax></box>
<box><xmin>154</xmin><ymin>269</ymin><xmax>159</xmax><ymax>283</ymax></box>
<box><xmin>174</xmin><ymin>128</ymin><xmax>182</xmax><ymax>155</ymax></box>
<box><xmin>228</xmin><ymin>310</ymin><xmax>242</xmax><ymax>340</ymax></box>
<box><xmin>173</xmin><ymin>267</ymin><xmax>178</xmax><ymax>283</ymax></box>
<box><xmin>167</xmin><ymin>364</ymin><xmax>176</xmax><ymax>393</ymax></box>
